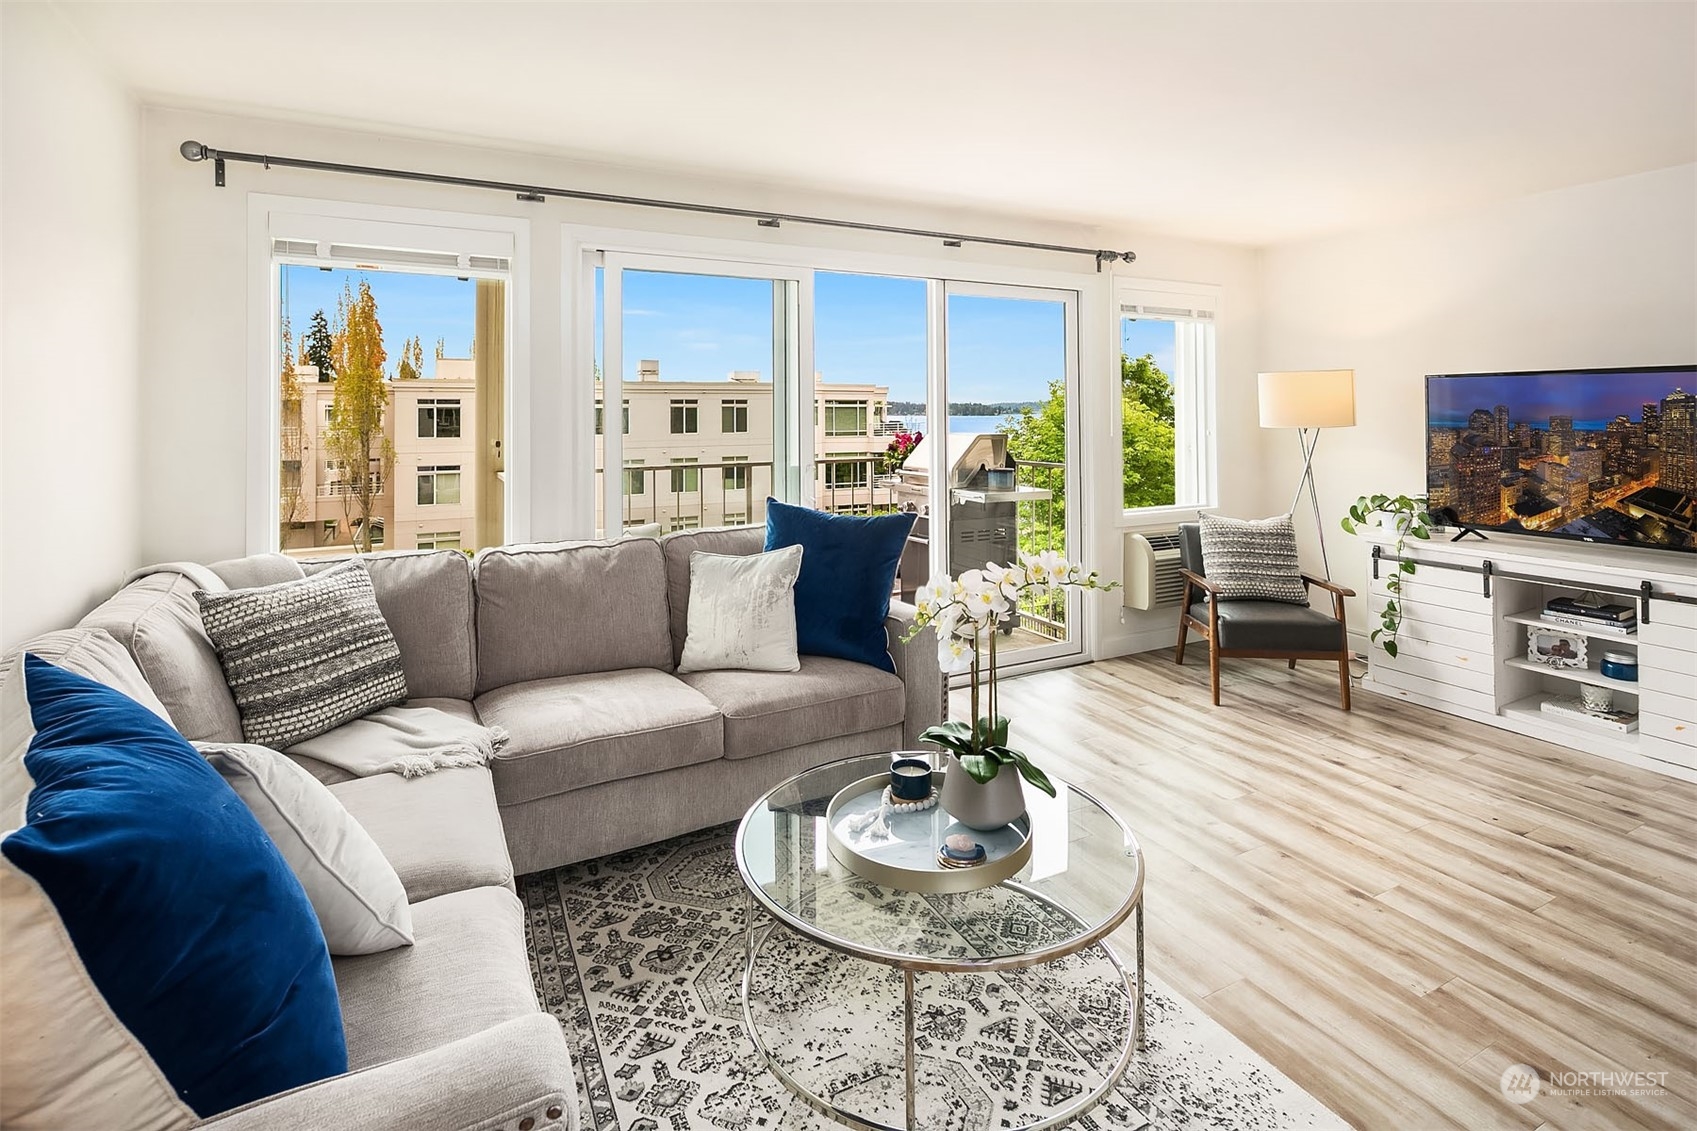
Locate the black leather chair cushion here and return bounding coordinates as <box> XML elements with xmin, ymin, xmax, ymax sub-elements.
<box><xmin>1189</xmin><ymin>598</ymin><xmax>1344</xmax><ymax>653</ymax></box>
<box><xmin>1179</xmin><ymin>522</ymin><xmax>1204</xmax><ymax>575</ymax></box>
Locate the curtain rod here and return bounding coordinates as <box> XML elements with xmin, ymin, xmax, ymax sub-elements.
<box><xmin>179</xmin><ymin>140</ymin><xmax>1136</xmax><ymax>270</ymax></box>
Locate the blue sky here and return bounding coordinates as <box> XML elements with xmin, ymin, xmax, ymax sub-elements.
<box><xmin>281</xmin><ymin>264</ymin><xmax>1177</xmax><ymax>400</ymax></box>
<box><xmin>281</xmin><ymin>266</ymin><xmax>476</xmax><ymax>376</ymax></box>
<box><xmin>595</xmin><ymin>270</ymin><xmax>1177</xmax><ymax>403</ymax></box>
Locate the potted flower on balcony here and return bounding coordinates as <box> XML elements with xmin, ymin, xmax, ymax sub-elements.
<box><xmin>878</xmin><ymin>428</ymin><xmax>923</xmax><ymax>483</ymax></box>
<box><xmin>906</xmin><ymin>553</ymin><xmax>1118</xmax><ymax>829</ymax></box>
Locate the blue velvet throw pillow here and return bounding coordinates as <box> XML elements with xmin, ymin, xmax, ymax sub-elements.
<box><xmin>764</xmin><ymin>498</ymin><xmax>917</xmax><ymax>672</ymax></box>
<box><xmin>1</xmin><ymin>655</ymin><xmax>347</xmax><ymax>1117</ymax></box>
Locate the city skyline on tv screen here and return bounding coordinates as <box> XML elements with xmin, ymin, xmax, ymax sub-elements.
<box><xmin>1425</xmin><ymin>367</ymin><xmax>1696</xmax><ymax>553</ymax></box>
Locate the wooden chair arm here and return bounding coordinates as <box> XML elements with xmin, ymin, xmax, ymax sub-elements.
<box><xmin>1302</xmin><ymin>574</ymin><xmax>1356</xmax><ymax>598</ymax></box>
<box><xmin>1179</xmin><ymin>568</ymin><xmax>1223</xmax><ymax>597</ymax></box>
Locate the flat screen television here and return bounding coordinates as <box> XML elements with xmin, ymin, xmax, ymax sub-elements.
<box><xmin>1424</xmin><ymin>365</ymin><xmax>1697</xmax><ymax>554</ymax></box>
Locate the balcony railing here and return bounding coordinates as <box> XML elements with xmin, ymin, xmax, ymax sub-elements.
<box><xmin>318</xmin><ymin>477</ymin><xmax>386</xmax><ymax>498</ymax></box>
<box><xmin>605</xmin><ymin>457</ymin><xmax>900</xmax><ymax>531</ymax></box>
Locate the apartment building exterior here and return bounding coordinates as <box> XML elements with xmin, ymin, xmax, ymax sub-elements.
<box><xmin>595</xmin><ymin>360</ymin><xmax>896</xmax><ymax>533</ymax></box>
<box><xmin>281</xmin><ymin>360</ymin><xmax>479</xmax><ymax>555</ymax></box>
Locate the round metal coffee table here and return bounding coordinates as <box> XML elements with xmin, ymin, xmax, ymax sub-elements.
<box><xmin>735</xmin><ymin>752</ymin><xmax>1144</xmax><ymax>1131</ymax></box>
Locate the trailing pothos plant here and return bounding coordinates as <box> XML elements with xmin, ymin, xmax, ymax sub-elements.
<box><xmin>1340</xmin><ymin>493</ymin><xmax>1432</xmax><ymax>657</ymax></box>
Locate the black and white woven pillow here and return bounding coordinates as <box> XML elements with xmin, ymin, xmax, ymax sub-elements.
<box><xmin>1197</xmin><ymin>513</ymin><xmax>1309</xmax><ymax>604</ymax></box>
<box><xmin>195</xmin><ymin>561</ymin><xmax>408</xmax><ymax>748</ymax></box>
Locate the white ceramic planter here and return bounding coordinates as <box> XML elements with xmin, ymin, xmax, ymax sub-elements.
<box><xmin>940</xmin><ymin>755</ymin><xmax>1026</xmax><ymax>831</ymax></box>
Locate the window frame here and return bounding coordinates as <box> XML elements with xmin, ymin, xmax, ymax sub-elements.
<box><xmin>721</xmin><ymin>398</ymin><xmax>750</xmax><ymax>434</ymax></box>
<box><xmin>417</xmin><ymin>397</ymin><xmax>463</xmax><ymax>439</ymax></box>
<box><xmin>416</xmin><ymin>464</ymin><xmax>463</xmax><ymax>507</ymax></box>
<box><xmin>822</xmin><ymin>399</ymin><xmax>869</xmax><ymax>437</ymax></box>
<box><xmin>669</xmin><ymin>457</ymin><xmax>700</xmax><ymax>494</ymax></box>
<box><xmin>1113</xmin><ymin>279</ymin><xmax>1220</xmax><ymax>523</ymax></box>
<box><xmin>669</xmin><ymin>398</ymin><xmax>699</xmax><ymax>435</ymax></box>
<box><xmin>249</xmin><ymin>196</ymin><xmax>529</xmax><ymax>554</ymax></box>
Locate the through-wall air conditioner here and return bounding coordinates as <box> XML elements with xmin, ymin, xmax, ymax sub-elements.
<box><xmin>1122</xmin><ymin>530</ymin><xmax>1187</xmax><ymax>611</ymax></box>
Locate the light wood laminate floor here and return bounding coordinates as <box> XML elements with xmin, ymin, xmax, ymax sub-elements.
<box><xmin>960</xmin><ymin>651</ymin><xmax>1696</xmax><ymax>1131</ymax></box>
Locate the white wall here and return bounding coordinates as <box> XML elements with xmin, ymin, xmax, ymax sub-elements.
<box><xmin>138</xmin><ymin>105</ymin><xmax>1263</xmax><ymax>657</ymax></box>
<box><xmin>1</xmin><ymin>4</ymin><xmax>141</xmax><ymax>648</ymax></box>
<box><xmin>1259</xmin><ymin>164</ymin><xmax>1697</xmax><ymax>640</ymax></box>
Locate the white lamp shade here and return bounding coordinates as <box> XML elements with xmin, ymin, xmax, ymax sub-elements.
<box><xmin>1257</xmin><ymin>369</ymin><xmax>1357</xmax><ymax>429</ymax></box>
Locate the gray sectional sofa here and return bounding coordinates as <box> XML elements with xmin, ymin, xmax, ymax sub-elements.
<box><xmin>6</xmin><ymin>524</ymin><xmax>941</xmax><ymax>1130</ymax></box>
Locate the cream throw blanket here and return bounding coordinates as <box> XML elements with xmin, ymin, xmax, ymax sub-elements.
<box><xmin>287</xmin><ymin>705</ymin><xmax>509</xmax><ymax>779</ymax></box>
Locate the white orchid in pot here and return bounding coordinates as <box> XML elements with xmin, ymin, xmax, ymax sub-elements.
<box><xmin>905</xmin><ymin>552</ymin><xmax>1118</xmax><ymax>830</ymax></box>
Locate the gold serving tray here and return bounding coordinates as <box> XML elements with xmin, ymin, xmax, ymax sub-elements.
<box><xmin>824</xmin><ymin>772</ymin><xmax>1032</xmax><ymax>895</ymax></box>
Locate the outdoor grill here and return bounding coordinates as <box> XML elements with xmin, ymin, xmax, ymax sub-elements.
<box><xmin>892</xmin><ymin>433</ymin><xmax>1033</xmax><ymax>604</ymax></box>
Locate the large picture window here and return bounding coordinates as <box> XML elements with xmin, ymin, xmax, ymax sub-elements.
<box><xmin>1117</xmin><ymin>284</ymin><xmax>1217</xmax><ymax>514</ymax></box>
<box><xmin>268</xmin><ymin>210</ymin><xmax>514</xmax><ymax>558</ymax></box>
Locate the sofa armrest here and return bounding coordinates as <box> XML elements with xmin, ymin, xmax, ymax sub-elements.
<box><xmin>886</xmin><ymin>601</ymin><xmax>944</xmax><ymax>747</ymax></box>
<box><xmin>195</xmin><ymin>1015</ymin><xmax>577</xmax><ymax>1131</ymax></box>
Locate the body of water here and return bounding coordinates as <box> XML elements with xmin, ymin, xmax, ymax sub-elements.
<box><xmin>890</xmin><ymin>413</ymin><xmax>1019</xmax><ymax>435</ymax></box>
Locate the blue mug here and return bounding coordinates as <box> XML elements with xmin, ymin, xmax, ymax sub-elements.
<box><xmin>889</xmin><ymin>755</ymin><xmax>933</xmax><ymax>801</ymax></box>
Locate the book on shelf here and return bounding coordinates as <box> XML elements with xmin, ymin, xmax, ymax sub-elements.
<box><xmin>1539</xmin><ymin>696</ymin><xmax>1639</xmax><ymax>733</ymax></box>
<box><xmin>1544</xmin><ymin>597</ymin><xmax>1636</xmax><ymax>623</ymax></box>
<box><xmin>1538</xmin><ymin>611</ymin><xmax>1637</xmax><ymax>635</ymax></box>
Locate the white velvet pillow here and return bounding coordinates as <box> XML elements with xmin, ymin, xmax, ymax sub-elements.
<box><xmin>198</xmin><ymin>742</ymin><xmax>413</xmax><ymax>955</ymax></box>
<box><xmin>677</xmin><ymin>545</ymin><xmax>804</xmax><ymax>673</ymax></box>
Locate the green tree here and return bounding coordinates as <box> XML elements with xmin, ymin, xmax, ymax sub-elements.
<box><xmin>303</xmin><ymin>308</ymin><xmax>335</xmax><ymax>383</ymax></box>
<box><xmin>1120</xmin><ymin>352</ymin><xmax>1176</xmax><ymax>509</ymax></box>
<box><xmin>395</xmin><ymin>334</ymin><xmax>423</xmax><ymax>380</ymax></box>
<box><xmin>324</xmin><ymin>280</ymin><xmax>393</xmax><ymax>552</ymax></box>
<box><xmin>997</xmin><ymin>351</ymin><xmax>1178</xmax><ymax>551</ymax></box>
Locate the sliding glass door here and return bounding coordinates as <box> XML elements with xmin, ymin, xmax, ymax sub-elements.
<box><xmin>596</xmin><ymin>254</ymin><xmax>805</xmax><ymax>535</ymax></box>
<box><xmin>589</xmin><ymin>253</ymin><xmax>1083</xmax><ymax>666</ymax></box>
<box><xmin>936</xmin><ymin>282</ymin><xmax>1081</xmax><ymax>665</ymax></box>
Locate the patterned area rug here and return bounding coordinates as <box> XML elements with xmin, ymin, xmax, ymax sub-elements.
<box><xmin>522</xmin><ymin>824</ymin><xmax>1348</xmax><ymax>1131</ymax></box>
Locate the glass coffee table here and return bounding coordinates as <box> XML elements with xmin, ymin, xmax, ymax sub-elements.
<box><xmin>735</xmin><ymin>752</ymin><xmax>1145</xmax><ymax>1131</ymax></box>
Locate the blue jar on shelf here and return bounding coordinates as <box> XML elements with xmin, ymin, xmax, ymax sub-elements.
<box><xmin>1599</xmin><ymin>651</ymin><xmax>1638</xmax><ymax>682</ymax></box>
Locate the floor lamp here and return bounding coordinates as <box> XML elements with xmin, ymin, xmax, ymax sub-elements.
<box><xmin>1257</xmin><ymin>369</ymin><xmax>1357</xmax><ymax>579</ymax></box>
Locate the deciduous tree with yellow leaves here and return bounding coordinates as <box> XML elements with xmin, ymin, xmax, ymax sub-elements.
<box><xmin>325</xmin><ymin>280</ymin><xmax>393</xmax><ymax>552</ymax></box>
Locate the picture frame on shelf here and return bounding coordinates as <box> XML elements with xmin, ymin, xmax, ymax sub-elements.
<box><xmin>1527</xmin><ymin>627</ymin><xmax>1586</xmax><ymax>669</ymax></box>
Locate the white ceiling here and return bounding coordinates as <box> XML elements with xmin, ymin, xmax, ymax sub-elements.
<box><xmin>58</xmin><ymin>0</ymin><xmax>1697</xmax><ymax>247</ymax></box>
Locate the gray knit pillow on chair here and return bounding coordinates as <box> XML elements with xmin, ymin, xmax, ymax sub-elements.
<box><xmin>195</xmin><ymin>560</ymin><xmax>408</xmax><ymax>748</ymax></box>
<box><xmin>1197</xmin><ymin>513</ymin><xmax>1308</xmax><ymax>604</ymax></box>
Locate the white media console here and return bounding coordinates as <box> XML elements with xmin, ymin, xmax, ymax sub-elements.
<box><xmin>1359</xmin><ymin>534</ymin><xmax>1697</xmax><ymax>781</ymax></box>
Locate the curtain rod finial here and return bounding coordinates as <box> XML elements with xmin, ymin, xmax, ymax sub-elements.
<box><xmin>180</xmin><ymin>140</ymin><xmax>209</xmax><ymax>162</ymax></box>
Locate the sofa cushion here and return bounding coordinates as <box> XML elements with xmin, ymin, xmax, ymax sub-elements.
<box><xmin>3</xmin><ymin>629</ymin><xmax>174</xmax><ymax>827</ymax></box>
<box><xmin>1190</xmin><ymin>598</ymin><xmax>1345</xmax><ymax>652</ymax></box>
<box><xmin>476</xmin><ymin>669</ymin><xmax>722</xmax><ymax>805</ymax></box>
<box><xmin>764</xmin><ymin>499</ymin><xmax>916</xmax><ymax>673</ymax></box>
<box><xmin>200</xmin><ymin>742</ymin><xmax>414</xmax><ymax>955</ymax></box>
<box><xmin>660</xmin><ymin>525</ymin><xmax>765</xmax><ymax>663</ymax></box>
<box><xmin>195</xmin><ymin>562</ymin><xmax>409</xmax><ymax>749</ymax></box>
<box><xmin>678</xmin><ymin>545</ymin><xmax>803</xmax><ymax>674</ymax></box>
<box><xmin>329</xmin><ymin>763</ymin><xmax>514</xmax><ymax>903</ymax></box>
<box><xmin>474</xmin><ymin>539</ymin><xmax>674</xmax><ymax>694</ymax></box>
<box><xmin>208</xmin><ymin>552</ymin><xmax>306</xmax><ymax>590</ymax></box>
<box><xmin>77</xmin><ymin>571</ymin><xmax>244</xmax><ymax>743</ymax></box>
<box><xmin>678</xmin><ymin>656</ymin><xmax>905</xmax><ymax>760</ymax></box>
<box><xmin>303</xmin><ymin>551</ymin><xmax>477</xmax><ymax>700</ymax></box>
<box><xmin>1197</xmin><ymin>513</ymin><xmax>1307</xmax><ymax>604</ymax></box>
<box><xmin>332</xmin><ymin>886</ymin><xmax>537</xmax><ymax>1072</ymax></box>
<box><xmin>2</xmin><ymin>657</ymin><xmax>346</xmax><ymax>1118</ymax></box>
